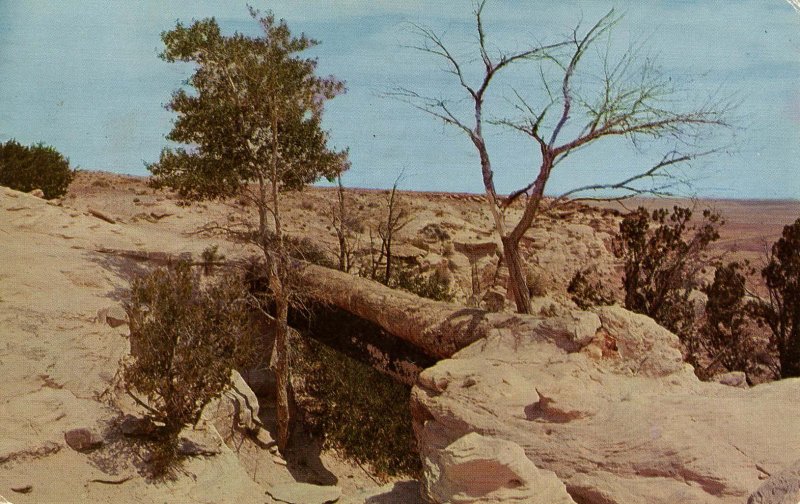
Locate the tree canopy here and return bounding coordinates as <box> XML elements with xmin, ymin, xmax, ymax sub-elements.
<box><xmin>148</xmin><ymin>7</ymin><xmax>348</xmax><ymax>454</ymax></box>
<box><xmin>149</xmin><ymin>8</ymin><xmax>347</xmax><ymax>202</ymax></box>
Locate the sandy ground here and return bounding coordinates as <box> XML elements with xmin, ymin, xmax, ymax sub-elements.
<box><xmin>0</xmin><ymin>174</ymin><xmax>426</xmax><ymax>503</ymax></box>
<box><xmin>1</xmin><ymin>170</ymin><xmax>797</xmax><ymax>503</ymax></box>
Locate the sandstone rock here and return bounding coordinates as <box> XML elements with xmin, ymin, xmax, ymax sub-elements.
<box><xmin>87</xmin><ymin>207</ymin><xmax>116</xmax><ymax>224</ymax></box>
<box><xmin>748</xmin><ymin>459</ymin><xmax>800</xmax><ymax>504</ymax></box>
<box><xmin>28</xmin><ymin>189</ymin><xmax>44</xmax><ymax>198</ymax></box>
<box><xmin>426</xmin><ymin>432</ymin><xmax>575</xmax><ymax>504</ymax></box>
<box><xmin>412</xmin><ymin>302</ymin><xmax>800</xmax><ymax>504</ymax></box>
<box><xmin>713</xmin><ymin>371</ymin><xmax>749</xmax><ymax>388</ymax></box>
<box><xmin>97</xmin><ymin>305</ymin><xmax>128</xmax><ymax>328</ymax></box>
<box><xmin>266</xmin><ymin>482</ymin><xmax>342</xmax><ymax>504</ymax></box>
<box><xmin>178</xmin><ymin>431</ymin><xmax>223</xmax><ymax>457</ymax></box>
<box><xmin>203</xmin><ymin>370</ymin><xmax>262</xmax><ymax>438</ymax></box>
<box><xmin>64</xmin><ymin>427</ymin><xmax>103</xmax><ymax>452</ymax></box>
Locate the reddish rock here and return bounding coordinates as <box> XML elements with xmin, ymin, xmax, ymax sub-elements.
<box><xmin>64</xmin><ymin>428</ymin><xmax>103</xmax><ymax>452</ymax></box>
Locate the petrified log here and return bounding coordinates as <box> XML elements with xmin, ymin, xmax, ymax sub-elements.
<box><xmin>95</xmin><ymin>247</ymin><xmax>594</xmax><ymax>360</ymax></box>
<box><xmin>299</xmin><ymin>264</ymin><xmax>596</xmax><ymax>359</ymax></box>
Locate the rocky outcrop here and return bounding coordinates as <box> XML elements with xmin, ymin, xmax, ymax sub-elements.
<box><xmin>748</xmin><ymin>459</ymin><xmax>800</xmax><ymax>504</ymax></box>
<box><xmin>412</xmin><ymin>304</ymin><xmax>800</xmax><ymax>504</ymax></box>
<box><xmin>426</xmin><ymin>432</ymin><xmax>575</xmax><ymax>503</ymax></box>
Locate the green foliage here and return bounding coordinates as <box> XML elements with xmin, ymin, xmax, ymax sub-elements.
<box><xmin>755</xmin><ymin>218</ymin><xmax>800</xmax><ymax>378</ymax></box>
<box><xmin>0</xmin><ymin>139</ymin><xmax>74</xmax><ymax>198</ymax></box>
<box><xmin>388</xmin><ymin>264</ymin><xmax>454</xmax><ymax>302</ymax></box>
<box><xmin>294</xmin><ymin>338</ymin><xmax>422</xmax><ymax>479</ymax></box>
<box><xmin>148</xmin><ymin>9</ymin><xmax>347</xmax><ymax>201</ymax></box>
<box><xmin>568</xmin><ymin>268</ymin><xmax>615</xmax><ymax>309</ymax></box>
<box><xmin>615</xmin><ymin>206</ymin><xmax>722</xmax><ymax>343</ymax></box>
<box><xmin>123</xmin><ymin>262</ymin><xmax>255</xmax><ymax>475</ymax></box>
<box><xmin>150</xmin><ymin>9</ymin><xmax>348</xmax><ymax>452</ymax></box>
<box><xmin>696</xmin><ymin>261</ymin><xmax>757</xmax><ymax>378</ymax></box>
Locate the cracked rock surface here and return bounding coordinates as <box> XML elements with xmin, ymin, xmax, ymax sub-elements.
<box><xmin>412</xmin><ymin>304</ymin><xmax>800</xmax><ymax>503</ymax></box>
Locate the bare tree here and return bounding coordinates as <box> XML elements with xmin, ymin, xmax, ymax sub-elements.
<box><xmin>378</xmin><ymin>178</ymin><xmax>412</xmax><ymax>283</ymax></box>
<box><xmin>363</xmin><ymin>175</ymin><xmax>412</xmax><ymax>283</ymax></box>
<box><xmin>397</xmin><ymin>2</ymin><xmax>731</xmax><ymax>313</ymax></box>
<box><xmin>329</xmin><ymin>175</ymin><xmax>359</xmax><ymax>273</ymax></box>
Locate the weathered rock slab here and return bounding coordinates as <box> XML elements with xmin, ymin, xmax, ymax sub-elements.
<box><xmin>412</xmin><ymin>304</ymin><xmax>800</xmax><ymax>504</ymax></box>
<box><xmin>427</xmin><ymin>432</ymin><xmax>575</xmax><ymax>504</ymax></box>
<box><xmin>748</xmin><ymin>459</ymin><xmax>800</xmax><ymax>504</ymax></box>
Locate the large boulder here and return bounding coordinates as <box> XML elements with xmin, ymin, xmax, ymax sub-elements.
<box><xmin>412</xmin><ymin>304</ymin><xmax>800</xmax><ymax>504</ymax></box>
<box><xmin>426</xmin><ymin>432</ymin><xmax>575</xmax><ymax>504</ymax></box>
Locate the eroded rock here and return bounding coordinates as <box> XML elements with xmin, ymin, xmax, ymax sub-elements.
<box><xmin>266</xmin><ymin>482</ymin><xmax>342</xmax><ymax>504</ymax></box>
<box><xmin>748</xmin><ymin>459</ymin><xmax>800</xmax><ymax>504</ymax></box>
<box><xmin>97</xmin><ymin>305</ymin><xmax>128</xmax><ymax>328</ymax></box>
<box><xmin>713</xmin><ymin>371</ymin><xmax>749</xmax><ymax>388</ymax></box>
<box><xmin>426</xmin><ymin>432</ymin><xmax>575</xmax><ymax>504</ymax></box>
<box><xmin>412</xmin><ymin>302</ymin><xmax>800</xmax><ymax>504</ymax></box>
<box><xmin>64</xmin><ymin>427</ymin><xmax>103</xmax><ymax>452</ymax></box>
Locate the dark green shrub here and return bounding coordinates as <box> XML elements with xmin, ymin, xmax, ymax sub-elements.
<box><xmin>614</xmin><ymin>206</ymin><xmax>722</xmax><ymax>345</ymax></box>
<box><xmin>293</xmin><ymin>338</ymin><xmax>422</xmax><ymax>479</ymax></box>
<box><xmin>568</xmin><ymin>268</ymin><xmax>615</xmax><ymax>309</ymax></box>
<box><xmin>695</xmin><ymin>261</ymin><xmax>758</xmax><ymax>379</ymax></box>
<box><xmin>754</xmin><ymin>218</ymin><xmax>800</xmax><ymax>378</ymax></box>
<box><xmin>0</xmin><ymin>139</ymin><xmax>75</xmax><ymax>198</ymax></box>
<box><xmin>123</xmin><ymin>262</ymin><xmax>255</xmax><ymax>477</ymax></box>
<box><xmin>388</xmin><ymin>264</ymin><xmax>453</xmax><ymax>302</ymax></box>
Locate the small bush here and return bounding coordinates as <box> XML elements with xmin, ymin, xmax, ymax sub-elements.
<box><xmin>294</xmin><ymin>338</ymin><xmax>422</xmax><ymax>479</ymax></box>
<box><xmin>525</xmin><ymin>267</ymin><xmax>548</xmax><ymax>298</ymax></box>
<box><xmin>389</xmin><ymin>264</ymin><xmax>453</xmax><ymax>302</ymax></box>
<box><xmin>123</xmin><ymin>262</ymin><xmax>255</xmax><ymax>477</ymax></box>
<box><xmin>0</xmin><ymin>139</ymin><xmax>75</xmax><ymax>198</ymax></box>
<box><xmin>693</xmin><ymin>261</ymin><xmax>759</xmax><ymax>379</ymax></box>
<box><xmin>286</xmin><ymin>235</ymin><xmax>335</xmax><ymax>268</ymax></box>
<box><xmin>568</xmin><ymin>269</ymin><xmax>615</xmax><ymax>309</ymax></box>
<box><xmin>200</xmin><ymin>244</ymin><xmax>225</xmax><ymax>275</ymax></box>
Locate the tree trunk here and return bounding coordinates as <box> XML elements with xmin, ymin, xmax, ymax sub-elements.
<box><xmin>502</xmin><ymin>236</ymin><xmax>531</xmax><ymax>314</ymax></box>
<box><xmin>271</xmin><ymin>264</ymin><xmax>292</xmax><ymax>453</ymax></box>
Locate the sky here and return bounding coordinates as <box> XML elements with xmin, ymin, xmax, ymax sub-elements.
<box><xmin>0</xmin><ymin>1</ymin><xmax>799</xmax><ymax>199</ymax></box>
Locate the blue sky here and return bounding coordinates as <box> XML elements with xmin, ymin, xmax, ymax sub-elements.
<box><xmin>0</xmin><ymin>1</ymin><xmax>799</xmax><ymax>199</ymax></box>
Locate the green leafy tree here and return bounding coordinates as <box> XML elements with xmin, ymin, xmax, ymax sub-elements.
<box><xmin>755</xmin><ymin>218</ymin><xmax>800</xmax><ymax>378</ymax></box>
<box><xmin>0</xmin><ymin>139</ymin><xmax>74</xmax><ymax>198</ymax></box>
<box><xmin>615</xmin><ymin>206</ymin><xmax>722</xmax><ymax>350</ymax></box>
<box><xmin>149</xmin><ymin>8</ymin><xmax>347</xmax><ymax>452</ymax></box>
